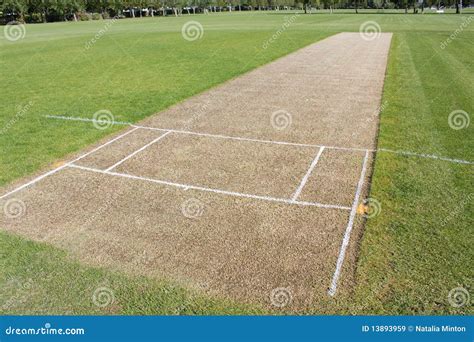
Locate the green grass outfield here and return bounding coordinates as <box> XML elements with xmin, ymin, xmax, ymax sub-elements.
<box><xmin>0</xmin><ymin>12</ymin><xmax>472</xmax><ymax>314</ymax></box>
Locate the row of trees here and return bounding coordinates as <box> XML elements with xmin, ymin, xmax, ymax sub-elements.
<box><xmin>0</xmin><ymin>0</ymin><xmax>469</xmax><ymax>23</ymax></box>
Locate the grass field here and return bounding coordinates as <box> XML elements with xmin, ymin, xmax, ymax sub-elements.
<box><xmin>1</xmin><ymin>11</ymin><xmax>473</xmax><ymax>314</ymax></box>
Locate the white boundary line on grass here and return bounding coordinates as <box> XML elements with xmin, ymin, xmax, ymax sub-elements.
<box><xmin>328</xmin><ymin>150</ymin><xmax>370</xmax><ymax>296</ymax></box>
<box><xmin>45</xmin><ymin>115</ymin><xmax>131</xmax><ymax>126</ymax></box>
<box><xmin>45</xmin><ymin>115</ymin><xmax>474</xmax><ymax>165</ymax></box>
<box><xmin>377</xmin><ymin>148</ymin><xmax>473</xmax><ymax>165</ymax></box>
<box><xmin>68</xmin><ymin>163</ymin><xmax>351</xmax><ymax>210</ymax></box>
<box><xmin>291</xmin><ymin>146</ymin><xmax>325</xmax><ymax>202</ymax></box>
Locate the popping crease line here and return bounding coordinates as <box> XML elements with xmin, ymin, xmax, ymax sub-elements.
<box><xmin>291</xmin><ymin>146</ymin><xmax>325</xmax><ymax>202</ymax></box>
<box><xmin>0</xmin><ymin>127</ymin><xmax>139</xmax><ymax>200</ymax></box>
<box><xmin>44</xmin><ymin>115</ymin><xmax>474</xmax><ymax>165</ymax></box>
<box><xmin>68</xmin><ymin>163</ymin><xmax>352</xmax><ymax>210</ymax></box>
<box><xmin>105</xmin><ymin>131</ymin><xmax>172</xmax><ymax>172</ymax></box>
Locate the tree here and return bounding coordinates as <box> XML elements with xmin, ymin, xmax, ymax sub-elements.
<box><xmin>109</xmin><ymin>0</ymin><xmax>125</xmax><ymax>16</ymax></box>
<box><xmin>58</xmin><ymin>0</ymin><xmax>86</xmax><ymax>21</ymax></box>
<box><xmin>1</xmin><ymin>0</ymin><xmax>28</xmax><ymax>22</ymax></box>
<box><xmin>31</xmin><ymin>0</ymin><xmax>52</xmax><ymax>22</ymax></box>
<box><xmin>295</xmin><ymin>0</ymin><xmax>311</xmax><ymax>12</ymax></box>
<box><xmin>303</xmin><ymin>0</ymin><xmax>311</xmax><ymax>12</ymax></box>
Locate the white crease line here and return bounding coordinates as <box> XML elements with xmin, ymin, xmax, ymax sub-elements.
<box><xmin>0</xmin><ymin>127</ymin><xmax>139</xmax><ymax>200</ymax></box>
<box><xmin>377</xmin><ymin>148</ymin><xmax>474</xmax><ymax>165</ymax></box>
<box><xmin>68</xmin><ymin>164</ymin><xmax>351</xmax><ymax>210</ymax></box>
<box><xmin>42</xmin><ymin>116</ymin><xmax>366</xmax><ymax>152</ymax></box>
<box><xmin>328</xmin><ymin>150</ymin><xmax>369</xmax><ymax>297</ymax></box>
<box><xmin>132</xmin><ymin>124</ymin><xmax>369</xmax><ymax>153</ymax></box>
<box><xmin>0</xmin><ymin>164</ymin><xmax>69</xmax><ymax>200</ymax></box>
<box><xmin>142</xmin><ymin>125</ymin><xmax>473</xmax><ymax>165</ymax></box>
<box><xmin>71</xmin><ymin>127</ymin><xmax>139</xmax><ymax>164</ymax></box>
<box><xmin>105</xmin><ymin>131</ymin><xmax>172</xmax><ymax>172</ymax></box>
<box><xmin>291</xmin><ymin>147</ymin><xmax>325</xmax><ymax>202</ymax></box>
<box><xmin>45</xmin><ymin>115</ymin><xmax>474</xmax><ymax>165</ymax></box>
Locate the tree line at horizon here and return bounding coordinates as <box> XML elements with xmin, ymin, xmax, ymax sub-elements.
<box><xmin>1</xmin><ymin>0</ymin><xmax>470</xmax><ymax>24</ymax></box>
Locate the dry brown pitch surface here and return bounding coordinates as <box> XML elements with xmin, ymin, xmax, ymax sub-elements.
<box><xmin>0</xmin><ymin>32</ymin><xmax>392</xmax><ymax>310</ymax></box>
